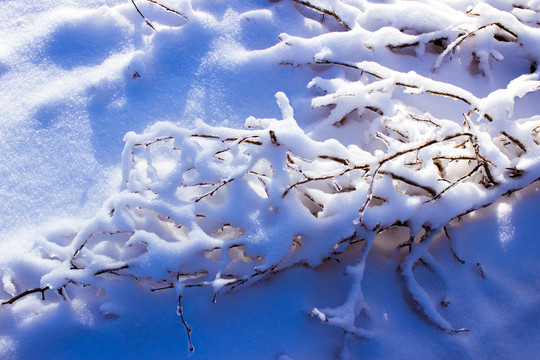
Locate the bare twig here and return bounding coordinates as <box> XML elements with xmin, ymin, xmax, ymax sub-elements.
<box><xmin>2</xmin><ymin>286</ymin><xmax>51</xmax><ymax>305</ymax></box>
<box><xmin>145</xmin><ymin>0</ymin><xmax>188</xmax><ymax>20</ymax></box>
<box><xmin>177</xmin><ymin>295</ymin><xmax>194</xmax><ymax>352</ymax></box>
<box><xmin>131</xmin><ymin>0</ymin><xmax>156</xmax><ymax>30</ymax></box>
<box><xmin>151</xmin><ymin>284</ymin><xmax>174</xmax><ymax>292</ymax></box>
<box><xmin>443</xmin><ymin>226</ymin><xmax>465</xmax><ymax>264</ymax></box>
<box><xmin>429</xmin><ymin>163</ymin><xmax>483</xmax><ymax>201</ymax></box>
<box><xmin>476</xmin><ymin>262</ymin><xmax>485</xmax><ymax>279</ymax></box>
<box><xmin>501</xmin><ymin>131</ymin><xmax>527</xmax><ymax>153</ymax></box>
<box><xmin>195</xmin><ymin>179</ymin><xmax>234</xmax><ymax>202</ymax></box>
<box><xmin>282</xmin><ymin>174</ymin><xmax>335</xmax><ymax>197</ymax></box>
<box><xmin>291</xmin><ymin>0</ymin><xmax>351</xmax><ymax>30</ymax></box>
<box><xmin>319</xmin><ymin>155</ymin><xmax>349</xmax><ymax>166</ymax></box>
<box><xmin>434</xmin><ymin>23</ymin><xmax>518</xmax><ymax>72</ymax></box>
<box><xmin>94</xmin><ymin>264</ymin><xmax>129</xmax><ymax>276</ymax></box>
<box><xmin>380</xmin><ymin>170</ymin><xmax>437</xmax><ymax>197</ymax></box>
<box><xmin>134</xmin><ymin>136</ymin><xmax>174</xmax><ymax>147</ymax></box>
<box><xmin>409</xmin><ymin>114</ymin><xmax>441</xmax><ymax>128</ymax></box>
<box><xmin>314</xmin><ymin>59</ymin><xmax>474</xmax><ymax>105</ymax></box>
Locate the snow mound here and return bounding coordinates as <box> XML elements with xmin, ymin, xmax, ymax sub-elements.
<box><xmin>2</xmin><ymin>0</ymin><xmax>540</xmax><ymax>354</ymax></box>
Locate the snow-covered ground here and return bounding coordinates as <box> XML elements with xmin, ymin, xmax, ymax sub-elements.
<box><xmin>1</xmin><ymin>0</ymin><xmax>540</xmax><ymax>359</ymax></box>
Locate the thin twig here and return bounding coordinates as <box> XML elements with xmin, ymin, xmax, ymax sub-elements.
<box><xmin>443</xmin><ymin>226</ymin><xmax>465</xmax><ymax>264</ymax></box>
<box><xmin>434</xmin><ymin>23</ymin><xmax>518</xmax><ymax>72</ymax></box>
<box><xmin>476</xmin><ymin>263</ymin><xmax>485</xmax><ymax>279</ymax></box>
<box><xmin>380</xmin><ymin>170</ymin><xmax>437</xmax><ymax>197</ymax></box>
<box><xmin>131</xmin><ymin>0</ymin><xmax>156</xmax><ymax>30</ymax></box>
<box><xmin>194</xmin><ymin>179</ymin><xmax>234</xmax><ymax>202</ymax></box>
<box><xmin>315</xmin><ymin>59</ymin><xmax>474</xmax><ymax>105</ymax></box>
<box><xmin>500</xmin><ymin>131</ymin><xmax>527</xmax><ymax>153</ymax></box>
<box><xmin>145</xmin><ymin>0</ymin><xmax>188</xmax><ymax>20</ymax></box>
<box><xmin>429</xmin><ymin>163</ymin><xmax>483</xmax><ymax>201</ymax></box>
<box><xmin>319</xmin><ymin>155</ymin><xmax>349</xmax><ymax>166</ymax></box>
<box><xmin>94</xmin><ymin>264</ymin><xmax>129</xmax><ymax>276</ymax></box>
<box><xmin>291</xmin><ymin>0</ymin><xmax>351</xmax><ymax>30</ymax></box>
<box><xmin>177</xmin><ymin>295</ymin><xmax>194</xmax><ymax>352</ymax></box>
<box><xmin>282</xmin><ymin>175</ymin><xmax>335</xmax><ymax>197</ymax></box>
<box><xmin>2</xmin><ymin>286</ymin><xmax>51</xmax><ymax>305</ymax></box>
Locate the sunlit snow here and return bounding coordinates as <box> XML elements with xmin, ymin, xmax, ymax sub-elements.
<box><xmin>1</xmin><ymin>0</ymin><xmax>540</xmax><ymax>359</ymax></box>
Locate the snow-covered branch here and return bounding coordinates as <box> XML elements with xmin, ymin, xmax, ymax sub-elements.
<box><xmin>2</xmin><ymin>0</ymin><xmax>540</xmax><ymax>351</ymax></box>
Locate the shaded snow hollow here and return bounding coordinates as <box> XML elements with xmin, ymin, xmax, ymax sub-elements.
<box><xmin>1</xmin><ymin>0</ymin><xmax>540</xmax><ymax>359</ymax></box>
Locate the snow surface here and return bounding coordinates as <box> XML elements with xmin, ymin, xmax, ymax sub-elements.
<box><xmin>1</xmin><ymin>0</ymin><xmax>540</xmax><ymax>359</ymax></box>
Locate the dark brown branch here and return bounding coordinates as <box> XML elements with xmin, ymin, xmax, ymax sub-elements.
<box><xmin>435</xmin><ymin>22</ymin><xmax>518</xmax><ymax>71</ymax></box>
<box><xmin>151</xmin><ymin>284</ymin><xmax>175</xmax><ymax>292</ymax></box>
<box><xmin>145</xmin><ymin>0</ymin><xmax>189</xmax><ymax>20</ymax></box>
<box><xmin>315</xmin><ymin>59</ymin><xmax>474</xmax><ymax>105</ymax></box>
<box><xmin>366</xmin><ymin>105</ymin><xmax>384</xmax><ymax>115</ymax></box>
<box><xmin>94</xmin><ymin>264</ymin><xmax>129</xmax><ymax>276</ymax></box>
<box><xmin>258</xmin><ymin>177</ymin><xmax>270</xmax><ymax>198</ymax></box>
<box><xmin>131</xmin><ymin>0</ymin><xmax>156</xmax><ymax>30</ymax></box>
<box><xmin>282</xmin><ymin>174</ymin><xmax>335</xmax><ymax>197</ymax></box>
<box><xmin>134</xmin><ymin>136</ymin><xmax>174</xmax><ymax>147</ymax></box>
<box><xmin>71</xmin><ymin>233</ymin><xmax>94</xmax><ymax>269</ymax></box>
<box><xmin>359</xmin><ymin>133</ymin><xmax>473</xmax><ymax>216</ymax></box>
<box><xmin>383</xmin><ymin>124</ymin><xmax>408</xmax><ymax>139</ymax></box>
<box><xmin>469</xmin><ymin>134</ymin><xmax>498</xmax><ymax>187</ymax></box>
<box><xmin>339</xmin><ymin>164</ymin><xmax>370</xmax><ymax>176</ymax></box>
<box><xmin>269</xmin><ymin>130</ymin><xmax>279</xmax><ymax>146</ymax></box>
<box><xmin>501</xmin><ymin>131</ymin><xmax>527</xmax><ymax>153</ymax></box>
<box><xmin>2</xmin><ymin>286</ymin><xmax>51</xmax><ymax>305</ymax></box>
<box><xmin>238</xmin><ymin>135</ymin><xmax>262</xmax><ymax>145</ymax></box>
<box><xmin>71</xmin><ymin>231</ymin><xmax>132</xmax><ymax>269</ymax></box>
<box><xmin>433</xmin><ymin>155</ymin><xmax>477</xmax><ymax>162</ymax></box>
<box><xmin>178</xmin><ymin>295</ymin><xmax>194</xmax><ymax>352</ymax></box>
<box><xmin>476</xmin><ymin>262</ymin><xmax>485</xmax><ymax>279</ymax></box>
<box><xmin>505</xmin><ymin>167</ymin><xmax>524</xmax><ymax>178</ymax></box>
<box><xmin>424</xmin><ymin>89</ymin><xmax>471</xmax><ymax>105</ymax></box>
<box><xmin>387</xmin><ymin>41</ymin><xmax>420</xmax><ymax>50</ymax></box>
<box><xmin>195</xmin><ymin>179</ymin><xmax>234</xmax><ymax>202</ymax></box>
<box><xmin>381</xmin><ymin>133</ymin><xmax>473</xmax><ymax>163</ymax></box>
<box><xmin>443</xmin><ymin>226</ymin><xmax>465</xmax><ymax>264</ymax></box>
<box><xmin>333</xmin><ymin>231</ymin><xmax>357</xmax><ymax>250</ymax></box>
<box><xmin>409</xmin><ymin>114</ymin><xmax>441</xmax><ymax>128</ymax></box>
<box><xmin>191</xmin><ymin>134</ymin><xmax>221</xmax><ymax>140</ymax></box>
<box><xmin>318</xmin><ymin>155</ymin><xmax>349</xmax><ymax>166</ymax></box>
<box><xmin>380</xmin><ymin>170</ymin><xmax>437</xmax><ymax>197</ymax></box>
<box><xmin>493</xmin><ymin>22</ymin><xmax>518</xmax><ymax>39</ymax></box>
<box><xmin>429</xmin><ymin>163</ymin><xmax>483</xmax><ymax>201</ymax></box>
<box><xmin>292</xmin><ymin>0</ymin><xmax>351</xmax><ymax>30</ymax></box>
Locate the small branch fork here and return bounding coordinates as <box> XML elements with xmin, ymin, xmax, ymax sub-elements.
<box><xmin>1</xmin><ymin>264</ymin><xmax>129</xmax><ymax>306</ymax></box>
<box><xmin>1</xmin><ymin>286</ymin><xmax>50</xmax><ymax>305</ymax></box>
<box><xmin>313</xmin><ymin>59</ymin><xmax>474</xmax><ymax>106</ymax></box>
<box><xmin>131</xmin><ymin>0</ymin><xmax>189</xmax><ymax>31</ymax></box>
<box><xmin>434</xmin><ymin>22</ymin><xmax>518</xmax><ymax>72</ymax></box>
<box><xmin>194</xmin><ymin>179</ymin><xmax>234</xmax><ymax>202</ymax></box>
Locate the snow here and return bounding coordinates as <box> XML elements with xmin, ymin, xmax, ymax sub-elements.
<box><xmin>1</xmin><ymin>0</ymin><xmax>540</xmax><ymax>358</ymax></box>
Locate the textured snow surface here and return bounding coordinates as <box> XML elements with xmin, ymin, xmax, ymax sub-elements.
<box><xmin>1</xmin><ymin>0</ymin><xmax>540</xmax><ymax>359</ymax></box>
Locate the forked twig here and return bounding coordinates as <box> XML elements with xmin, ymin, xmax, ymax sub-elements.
<box><xmin>2</xmin><ymin>286</ymin><xmax>51</xmax><ymax>305</ymax></box>
<box><xmin>194</xmin><ymin>179</ymin><xmax>234</xmax><ymax>202</ymax></box>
